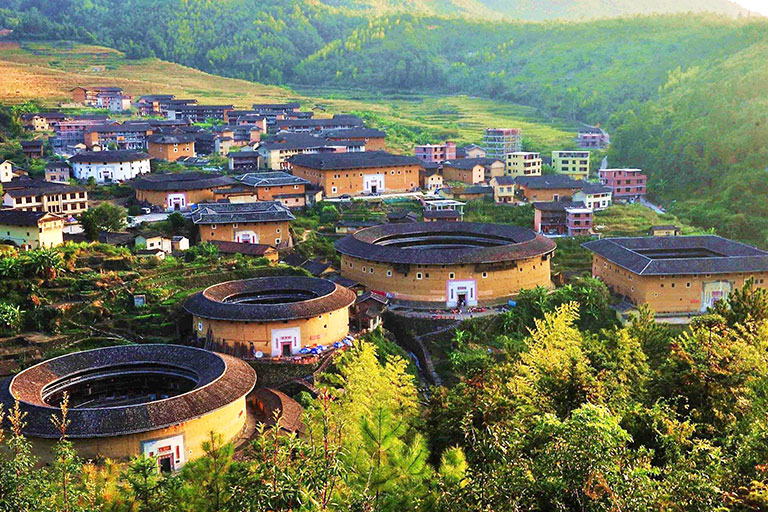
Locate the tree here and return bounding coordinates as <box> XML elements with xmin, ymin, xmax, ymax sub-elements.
<box><xmin>78</xmin><ymin>203</ymin><xmax>127</xmax><ymax>240</ymax></box>
<box><xmin>24</xmin><ymin>248</ymin><xmax>63</xmax><ymax>280</ymax></box>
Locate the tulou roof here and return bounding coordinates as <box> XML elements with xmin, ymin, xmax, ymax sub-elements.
<box><xmin>148</xmin><ymin>134</ymin><xmax>197</xmax><ymax>144</ymax></box>
<box><xmin>191</xmin><ymin>201</ymin><xmax>295</xmax><ymax>224</ymax></box>
<box><xmin>335</xmin><ymin>222</ymin><xmax>556</xmax><ymax>266</ymax></box>
<box><xmin>0</xmin><ymin>344</ymin><xmax>255</xmax><ymax>439</ymax></box>
<box><xmin>0</xmin><ymin>210</ymin><xmax>57</xmax><ymax>226</ymax></box>
<box><xmin>290</xmin><ymin>151</ymin><xmax>422</xmax><ymax>171</ymax></box>
<box><xmin>184</xmin><ymin>276</ymin><xmax>356</xmax><ymax>322</ymax></box>
<box><xmin>3</xmin><ymin>179</ymin><xmax>85</xmax><ymax>197</ymax></box>
<box><xmin>69</xmin><ymin>150</ymin><xmax>150</xmax><ymax>164</ymax></box>
<box><xmin>132</xmin><ymin>172</ymin><xmax>236</xmax><ymax>191</ymax></box>
<box><xmin>582</xmin><ymin>236</ymin><xmax>768</xmax><ymax>276</ymax></box>
<box><xmin>236</xmin><ymin>171</ymin><xmax>310</xmax><ymax>188</ymax></box>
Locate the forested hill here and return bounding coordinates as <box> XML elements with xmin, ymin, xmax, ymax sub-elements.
<box><xmin>4</xmin><ymin>1</ymin><xmax>768</xmax><ymax>245</ymax></box>
<box><xmin>320</xmin><ymin>0</ymin><xmax>750</xmax><ymax>20</ymax></box>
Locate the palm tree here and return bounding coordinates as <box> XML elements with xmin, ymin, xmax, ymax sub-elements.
<box><xmin>25</xmin><ymin>248</ymin><xmax>64</xmax><ymax>280</ymax></box>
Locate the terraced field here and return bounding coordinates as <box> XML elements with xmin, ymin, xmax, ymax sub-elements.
<box><xmin>0</xmin><ymin>40</ymin><xmax>577</xmax><ymax>153</ymax></box>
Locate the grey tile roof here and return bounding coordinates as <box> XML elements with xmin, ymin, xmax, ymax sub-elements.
<box><xmin>1</xmin><ymin>344</ymin><xmax>255</xmax><ymax>438</ymax></box>
<box><xmin>515</xmin><ymin>174</ymin><xmax>583</xmax><ymax>190</ymax></box>
<box><xmin>578</xmin><ymin>182</ymin><xmax>612</xmax><ymax>194</ymax></box>
<box><xmin>131</xmin><ymin>172</ymin><xmax>236</xmax><ymax>191</ymax></box>
<box><xmin>69</xmin><ymin>150</ymin><xmax>150</xmax><ymax>164</ymax></box>
<box><xmin>582</xmin><ymin>236</ymin><xmax>768</xmax><ymax>275</ymax></box>
<box><xmin>0</xmin><ymin>210</ymin><xmax>52</xmax><ymax>226</ymax></box>
<box><xmin>148</xmin><ymin>134</ymin><xmax>197</xmax><ymax>144</ymax></box>
<box><xmin>236</xmin><ymin>172</ymin><xmax>310</xmax><ymax>188</ymax></box>
<box><xmin>443</xmin><ymin>157</ymin><xmax>502</xmax><ymax>170</ymax></box>
<box><xmin>290</xmin><ymin>151</ymin><xmax>422</xmax><ymax>170</ymax></box>
<box><xmin>322</xmin><ymin>128</ymin><xmax>386</xmax><ymax>138</ymax></box>
<box><xmin>4</xmin><ymin>178</ymin><xmax>85</xmax><ymax>197</ymax></box>
<box><xmin>191</xmin><ymin>201</ymin><xmax>295</xmax><ymax>224</ymax></box>
<box><xmin>533</xmin><ymin>200</ymin><xmax>587</xmax><ymax>212</ymax></box>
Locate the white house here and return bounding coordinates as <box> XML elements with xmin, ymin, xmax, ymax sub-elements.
<box><xmin>69</xmin><ymin>150</ymin><xmax>151</xmax><ymax>183</ymax></box>
<box><xmin>573</xmin><ymin>182</ymin><xmax>613</xmax><ymax>211</ymax></box>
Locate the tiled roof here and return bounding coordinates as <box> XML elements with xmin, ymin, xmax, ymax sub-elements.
<box><xmin>322</xmin><ymin>128</ymin><xmax>386</xmax><ymax>138</ymax></box>
<box><xmin>132</xmin><ymin>172</ymin><xmax>236</xmax><ymax>191</ymax></box>
<box><xmin>184</xmin><ymin>277</ymin><xmax>355</xmax><ymax>322</ymax></box>
<box><xmin>86</xmin><ymin>122</ymin><xmax>151</xmax><ymax>133</ymax></box>
<box><xmin>236</xmin><ymin>171</ymin><xmax>310</xmax><ymax>188</ymax></box>
<box><xmin>335</xmin><ymin>222</ymin><xmax>556</xmax><ymax>265</ymax></box>
<box><xmin>210</xmin><ymin>240</ymin><xmax>276</xmax><ymax>256</ymax></box>
<box><xmin>148</xmin><ymin>134</ymin><xmax>196</xmax><ymax>144</ymax></box>
<box><xmin>443</xmin><ymin>157</ymin><xmax>502</xmax><ymax>170</ymax></box>
<box><xmin>0</xmin><ymin>210</ymin><xmax>52</xmax><ymax>226</ymax></box>
<box><xmin>1</xmin><ymin>344</ymin><xmax>255</xmax><ymax>439</ymax></box>
<box><xmin>582</xmin><ymin>236</ymin><xmax>768</xmax><ymax>275</ymax></box>
<box><xmin>578</xmin><ymin>182</ymin><xmax>612</xmax><ymax>194</ymax></box>
<box><xmin>493</xmin><ymin>176</ymin><xmax>516</xmax><ymax>186</ymax></box>
<box><xmin>191</xmin><ymin>201</ymin><xmax>295</xmax><ymax>224</ymax></box>
<box><xmin>69</xmin><ymin>150</ymin><xmax>150</xmax><ymax>164</ymax></box>
<box><xmin>301</xmin><ymin>259</ymin><xmax>334</xmax><ymax>276</ymax></box>
<box><xmin>515</xmin><ymin>175</ymin><xmax>583</xmax><ymax>190</ymax></box>
<box><xmin>533</xmin><ymin>200</ymin><xmax>587</xmax><ymax>212</ymax></box>
<box><xmin>3</xmin><ymin>179</ymin><xmax>85</xmax><ymax>197</ymax></box>
<box><xmin>290</xmin><ymin>151</ymin><xmax>422</xmax><ymax>170</ymax></box>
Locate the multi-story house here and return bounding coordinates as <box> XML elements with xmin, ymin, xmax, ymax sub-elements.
<box><xmin>506</xmin><ymin>152</ymin><xmax>542</xmax><ymax>177</ymax></box>
<box><xmin>0</xmin><ymin>210</ymin><xmax>64</xmax><ymax>249</ymax></box>
<box><xmin>52</xmin><ymin>115</ymin><xmax>110</xmax><ymax>153</ymax></box>
<box><xmin>257</xmin><ymin>134</ymin><xmax>365</xmax><ymax>171</ymax></box>
<box><xmin>69</xmin><ymin>151</ymin><xmax>151</xmax><ymax>183</ymax></box>
<box><xmin>515</xmin><ymin>175</ymin><xmax>584</xmax><ymax>202</ymax></box>
<box><xmin>2</xmin><ymin>178</ymin><xmax>88</xmax><ymax>217</ymax></box>
<box><xmin>490</xmin><ymin>176</ymin><xmax>516</xmax><ymax>204</ymax></box>
<box><xmin>191</xmin><ymin>201</ymin><xmax>295</xmax><ymax>248</ymax></box>
<box><xmin>414</xmin><ymin>142</ymin><xmax>456</xmax><ymax>163</ymax></box>
<box><xmin>45</xmin><ymin>162</ymin><xmax>71</xmax><ymax>183</ymax></box>
<box><xmin>71</xmin><ymin>86</ymin><xmax>123</xmax><ymax>107</ymax></box>
<box><xmin>323</xmin><ymin>128</ymin><xmax>386</xmax><ymax>151</ymax></box>
<box><xmin>599</xmin><ymin>168</ymin><xmax>647</xmax><ymax>200</ymax></box>
<box><xmin>482</xmin><ymin>128</ymin><xmax>522</xmax><ymax>159</ymax></box>
<box><xmin>534</xmin><ymin>201</ymin><xmax>593</xmax><ymax>236</ymax></box>
<box><xmin>167</xmin><ymin>105</ymin><xmax>233</xmax><ymax>122</ymax></box>
<box><xmin>147</xmin><ymin>134</ymin><xmax>196</xmax><ymax>161</ymax></box>
<box><xmin>577</xmin><ymin>126</ymin><xmax>610</xmax><ymax>149</ymax></box>
<box><xmin>552</xmin><ymin>150</ymin><xmax>590</xmax><ymax>180</ymax></box>
<box><xmin>21</xmin><ymin>113</ymin><xmax>68</xmax><ymax>132</ymax></box>
<box><xmin>573</xmin><ymin>182</ymin><xmax>612</xmax><ymax>211</ymax></box>
<box><xmin>274</xmin><ymin>114</ymin><xmax>364</xmax><ymax>134</ymax></box>
<box><xmin>84</xmin><ymin>122</ymin><xmax>153</xmax><ymax>150</ymax></box>
<box><xmin>214</xmin><ymin>172</ymin><xmax>310</xmax><ymax>209</ymax></box>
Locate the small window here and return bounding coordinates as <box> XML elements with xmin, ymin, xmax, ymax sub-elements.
<box><xmin>197</xmin><ymin>322</ymin><xmax>203</xmax><ymax>331</ymax></box>
<box><xmin>425</xmin><ymin>273</ymin><xmax>429</xmax><ymax>278</ymax></box>
<box><xmin>276</xmin><ymin>228</ymin><xmax>281</xmax><ymax>233</ymax></box>
<box><xmin>370</xmin><ymin>268</ymin><xmax>374</xmax><ymax>274</ymax></box>
<box><xmin>416</xmin><ymin>272</ymin><xmax>422</xmax><ymax>280</ymax></box>
<box><xmin>362</xmin><ymin>266</ymin><xmax>366</xmax><ymax>273</ymax></box>
<box><xmin>482</xmin><ymin>272</ymin><xmax>488</xmax><ymax>278</ymax></box>
<box><xmin>233</xmin><ymin>224</ymin><xmax>238</xmax><ymax>228</ymax></box>
<box><xmin>671</xmin><ymin>283</ymin><xmax>676</xmax><ymax>288</ymax></box>
<box><xmin>449</xmin><ymin>272</ymin><xmax>455</xmax><ymax>279</ymax></box>
<box><xmin>211</xmin><ymin>225</ymin><xmax>217</xmax><ymax>229</ymax></box>
<box><xmin>275</xmin><ymin>238</ymin><xmax>281</xmax><ymax>244</ymax></box>
<box><xmin>386</xmin><ymin>270</ymin><xmax>392</xmax><ymax>277</ymax></box>
<box><xmin>686</xmin><ymin>282</ymin><xmax>691</xmax><ymax>288</ymax></box>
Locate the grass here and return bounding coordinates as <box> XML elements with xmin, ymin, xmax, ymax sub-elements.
<box><xmin>0</xmin><ymin>40</ymin><xmax>577</xmax><ymax>154</ymax></box>
<box><xmin>595</xmin><ymin>203</ymin><xmax>707</xmax><ymax>238</ymax></box>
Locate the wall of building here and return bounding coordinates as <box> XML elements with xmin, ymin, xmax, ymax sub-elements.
<box><xmin>72</xmin><ymin>159</ymin><xmax>150</xmax><ymax>183</ymax></box>
<box><xmin>199</xmin><ymin>220</ymin><xmax>291</xmax><ymax>247</ymax></box>
<box><xmin>0</xmin><ymin>218</ymin><xmax>63</xmax><ymax>248</ymax></box>
<box><xmin>29</xmin><ymin>397</ymin><xmax>247</xmax><ymax>465</ymax></box>
<box><xmin>136</xmin><ymin>188</ymin><xmax>217</xmax><ymax>208</ymax></box>
<box><xmin>292</xmin><ymin>163</ymin><xmax>420</xmax><ymax>197</ymax></box>
<box><xmin>148</xmin><ymin>141</ymin><xmax>196</xmax><ymax>162</ymax></box>
<box><xmin>192</xmin><ymin>306</ymin><xmax>350</xmax><ymax>355</ymax></box>
<box><xmin>442</xmin><ymin>165</ymin><xmax>484</xmax><ymax>185</ymax></box>
<box><xmin>339</xmin><ymin>253</ymin><xmax>553</xmax><ymax>304</ymax></box>
<box><xmin>591</xmin><ymin>254</ymin><xmax>768</xmax><ymax>313</ymax></box>
<box><xmin>519</xmin><ymin>187</ymin><xmax>580</xmax><ymax>202</ymax></box>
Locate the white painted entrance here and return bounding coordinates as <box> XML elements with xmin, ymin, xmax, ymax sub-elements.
<box><xmin>166</xmin><ymin>193</ymin><xmax>187</xmax><ymax>211</ymax></box>
<box><xmin>446</xmin><ymin>279</ymin><xmax>478</xmax><ymax>308</ymax></box>
<box><xmin>701</xmin><ymin>280</ymin><xmax>733</xmax><ymax>311</ymax></box>
<box><xmin>142</xmin><ymin>433</ymin><xmax>185</xmax><ymax>472</ymax></box>
<box><xmin>99</xmin><ymin>167</ymin><xmax>112</xmax><ymax>182</ymax></box>
<box><xmin>363</xmin><ymin>174</ymin><xmax>385</xmax><ymax>194</ymax></box>
<box><xmin>235</xmin><ymin>230</ymin><xmax>258</xmax><ymax>244</ymax></box>
<box><xmin>271</xmin><ymin>326</ymin><xmax>301</xmax><ymax>357</ymax></box>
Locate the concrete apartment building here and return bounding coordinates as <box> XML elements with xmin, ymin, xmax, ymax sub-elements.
<box><xmin>506</xmin><ymin>152</ymin><xmax>542</xmax><ymax>177</ymax></box>
<box><xmin>482</xmin><ymin>128</ymin><xmax>522</xmax><ymax>159</ymax></box>
<box><xmin>599</xmin><ymin>168</ymin><xmax>647</xmax><ymax>201</ymax></box>
<box><xmin>552</xmin><ymin>150</ymin><xmax>590</xmax><ymax>180</ymax></box>
<box><xmin>414</xmin><ymin>142</ymin><xmax>456</xmax><ymax>163</ymax></box>
<box><xmin>534</xmin><ymin>201</ymin><xmax>593</xmax><ymax>236</ymax></box>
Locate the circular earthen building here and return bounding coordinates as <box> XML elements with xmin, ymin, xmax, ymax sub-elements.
<box><xmin>184</xmin><ymin>276</ymin><xmax>356</xmax><ymax>358</ymax></box>
<box><xmin>334</xmin><ymin>222</ymin><xmax>556</xmax><ymax>307</ymax></box>
<box><xmin>0</xmin><ymin>344</ymin><xmax>256</xmax><ymax>469</ymax></box>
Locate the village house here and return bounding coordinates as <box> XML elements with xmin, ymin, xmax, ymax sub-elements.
<box><xmin>191</xmin><ymin>201</ymin><xmax>295</xmax><ymax>247</ymax></box>
<box><xmin>351</xmin><ymin>291</ymin><xmax>389</xmax><ymax>331</ymax></box>
<box><xmin>577</xmin><ymin>125</ymin><xmax>610</xmax><ymax>149</ymax></box>
<box><xmin>274</xmin><ymin>114</ymin><xmax>364</xmax><ymax>134</ymax></box>
<box><xmin>490</xmin><ymin>175</ymin><xmax>516</xmax><ymax>204</ymax></box>
<box><xmin>445</xmin><ymin>185</ymin><xmax>493</xmax><ymax>201</ymax></box>
<box><xmin>69</xmin><ymin>151</ymin><xmax>151</xmax><ymax>183</ymax></box>
<box><xmin>214</xmin><ymin>124</ymin><xmax>261</xmax><ymax>147</ymax></box>
<box><xmin>583</xmin><ymin>235</ymin><xmax>768</xmax><ymax>314</ymax></box>
<box><xmin>482</xmin><ymin>128</ymin><xmax>522</xmax><ymax>159</ymax></box>
<box><xmin>84</xmin><ymin>122</ymin><xmax>153</xmax><ymax>150</ymax></box>
<box><xmin>21</xmin><ymin>113</ymin><xmax>67</xmax><ymax>132</ymax></box>
<box><xmin>20</xmin><ymin>140</ymin><xmax>44</xmax><ymax>159</ymax></box>
<box><xmin>71</xmin><ymin>86</ymin><xmax>124</xmax><ymax>107</ymax></box>
<box><xmin>0</xmin><ymin>210</ymin><xmax>64</xmax><ymax>249</ymax></box>
<box><xmin>167</xmin><ymin>104</ymin><xmax>234</xmax><ymax>122</ymax></box>
<box><xmin>107</xmin><ymin>95</ymin><xmax>132</xmax><ymax>112</ymax></box>
<box><xmin>134</xmin><ymin>232</ymin><xmax>172</xmax><ymax>253</ymax></box>
<box><xmin>222</xmin><ymin>111</ymin><xmax>268</xmax><ymax>131</ymax></box>
<box><xmin>552</xmin><ymin>150</ymin><xmax>590</xmax><ymax>180</ymax></box>
<box><xmin>414</xmin><ymin>141</ymin><xmax>456</xmax><ymax>163</ymax></box>
<box><xmin>45</xmin><ymin>162</ymin><xmax>71</xmax><ymax>183</ymax></box>
<box><xmin>649</xmin><ymin>225</ymin><xmax>682</xmax><ymax>237</ymax></box>
<box><xmin>441</xmin><ymin>159</ymin><xmax>485</xmax><ymax>185</ymax></box>
<box><xmin>506</xmin><ymin>152</ymin><xmax>542</xmax><ymax>177</ymax></box>
<box><xmin>422</xmin><ymin>198</ymin><xmax>465</xmax><ymax>222</ymax></box>
<box><xmin>208</xmin><ymin>240</ymin><xmax>279</xmax><ymax>262</ymax></box>
<box><xmin>290</xmin><ymin>151</ymin><xmax>422</xmax><ymax>197</ymax></box>
<box><xmin>52</xmin><ymin>115</ymin><xmax>111</xmax><ymax>152</ymax></box>
<box><xmin>213</xmin><ymin>172</ymin><xmax>310</xmax><ymax>209</ymax></box>
<box><xmin>456</xmin><ymin>144</ymin><xmax>486</xmax><ymax>159</ymax></box>
<box><xmin>572</xmin><ymin>182</ymin><xmax>613</xmax><ymax>211</ymax></box>
<box><xmin>599</xmin><ymin>168</ymin><xmax>647</xmax><ymax>201</ymax></box>
<box><xmin>2</xmin><ymin>178</ymin><xmax>88</xmax><ymax>217</ymax></box>
<box><xmin>172</xmin><ymin>236</ymin><xmax>190</xmax><ymax>252</ymax></box>
<box><xmin>132</xmin><ymin>172</ymin><xmax>237</xmax><ymax>211</ymax></box>
<box><xmin>257</xmin><ymin>133</ymin><xmax>365</xmax><ymax>171</ymax></box>
<box><xmin>147</xmin><ymin>134</ymin><xmax>196</xmax><ymax>161</ymax></box>
<box><xmin>228</xmin><ymin>150</ymin><xmax>261</xmax><ymax>171</ymax></box>
<box><xmin>322</xmin><ymin>128</ymin><xmax>387</xmax><ymax>151</ymax></box>
<box><xmin>419</xmin><ymin>166</ymin><xmax>443</xmax><ymax>191</ymax></box>
<box><xmin>534</xmin><ymin>201</ymin><xmax>593</xmax><ymax>236</ymax></box>
<box><xmin>515</xmin><ymin>175</ymin><xmax>584</xmax><ymax>203</ymax></box>
<box><xmin>136</xmin><ymin>94</ymin><xmax>176</xmax><ymax>115</ymax></box>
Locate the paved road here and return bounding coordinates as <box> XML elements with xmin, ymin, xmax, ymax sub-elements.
<box><xmin>639</xmin><ymin>197</ymin><xmax>665</xmax><ymax>215</ymax></box>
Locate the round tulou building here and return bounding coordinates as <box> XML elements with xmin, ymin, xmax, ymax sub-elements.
<box><xmin>0</xmin><ymin>344</ymin><xmax>256</xmax><ymax>470</ymax></box>
<box><xmin>334</xmin><ymin>222</ymin><xmax>556</xmax><ymax>308</ymax></box>
<box><xmin>184</xmin><ymin>276</ymin><xmax>356</xmax><ymax>358</ymax></box>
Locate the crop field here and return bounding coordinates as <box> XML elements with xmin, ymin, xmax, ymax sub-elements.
<box><xmin>0</xmin><ymin>40</ymin><xmax>576</xmax><ymax>153</ymax></box>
